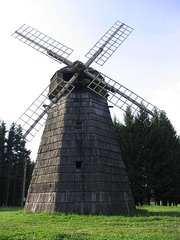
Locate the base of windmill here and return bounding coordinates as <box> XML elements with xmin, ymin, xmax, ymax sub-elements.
<box><xmin>24</xmin><ymin>68</ymin><xmax>135</xmax><ymax>214</ymax></box>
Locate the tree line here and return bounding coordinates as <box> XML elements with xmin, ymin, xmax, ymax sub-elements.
<box><xmin>0</xmin><ymin>121</ymin><xmax>34</xmax><ymax>207</ymax></box>
<box><xmin>1</xmin><ymin>107</ymin><xmax>180</xmax><ymax>208</ymax></box>
<box><xmin>114</xmin><ymin>108</ymin><xmax>180</xmax><ymax>206</ymax></box>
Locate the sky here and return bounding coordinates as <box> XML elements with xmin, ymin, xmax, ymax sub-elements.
<box><xmin>0</xmin><ymin>0</ymin><xmax>180</xmax><ymax>160</ymax></box>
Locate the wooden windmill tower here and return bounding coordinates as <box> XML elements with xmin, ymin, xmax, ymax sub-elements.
<box><xmin>12</xmin><ymin>21</ymin><xmax>159</xmax><ymax>214</ymax></box>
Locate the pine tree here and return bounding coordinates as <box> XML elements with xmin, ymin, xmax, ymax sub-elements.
<box><xmin>149</xmin><ymin>111</ymin><xmax>180</xmax><ymax>205</ymax></box>
<box><xmin>114</xmin><ymin>108</ymin><xmax>180</xmax><ymax>206</ymax></box>
<box><xmin>0</xmin><ymin>121</ymin><xmax>7</xmax><ymax>205</ymax></box>
<box><xmin>0</xmin><ymin>121</ymin><xmax>33</xmax><ymax>206</ymax></box>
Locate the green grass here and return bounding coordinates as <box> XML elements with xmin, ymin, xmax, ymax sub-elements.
<box><xmin>0</xmin><ymin>205</ymin><xmax>179</xmax><ymax>239</ymax></box>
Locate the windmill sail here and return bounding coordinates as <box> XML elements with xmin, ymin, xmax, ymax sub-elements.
<box><xmin>11</xmin><ymin>24</ymin><xmax>73</xmax><ymax>64</ymax></box>
<box><xmin>85</xmin><ymin>21</ymin><xmax>133</xmax><ymax>66</ymax></box>
<box><xmin>14</xmin><ymin>20</ymin><xmax>134</xmax><ymax>141</ymax></box>
<box><xmin>16</xmin><ymin>76</ymin><xmax>75</xmax><ymax>141</ymax></box>
<box><xmin>85</xmin><ymin>70</ymin><xmax>160</xmax><ymax>118</ymax></box>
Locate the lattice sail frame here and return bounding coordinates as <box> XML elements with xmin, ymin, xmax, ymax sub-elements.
<box><xmin>16</xmin><ymin>76</ymin><xmax>75</xmax><ymax>141</ymax></box>
<box><xmin>85</xmin><ymin>21</ymin><xmax>133</xmax><ymax>66</ymax></box>
<box><xmin>12</xmin><ymin>20</ymin><xmax>160</xmax><ymax>141</ymax></box>
<box><xmin>87</xmin><ymin>72</ymin><xmax>160</xmax><ymax>119</ymax></box>
<box><xmin>11</xmin><ymin>24</ymin><xmax>73</xmax><ymax>63</ymax></box>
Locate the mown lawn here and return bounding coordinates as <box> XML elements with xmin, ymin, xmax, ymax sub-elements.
<box><xmin>0</xmin><ymin>205</ymin><xmax>179</xmax><ymax>239</ymax></box>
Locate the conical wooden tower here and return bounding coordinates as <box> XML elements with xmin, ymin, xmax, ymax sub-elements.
<box><xmin>13</xmin><ymin>21</ymin><xmax>160</xmax><ymax>214</ymax></box>
<box><xmin>25</xmin><ymin>67</ymin><xmax>135</xmax><ymax>214</ymax></box>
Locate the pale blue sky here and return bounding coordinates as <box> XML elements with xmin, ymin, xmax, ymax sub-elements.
<box><xmin>0</xmin><ymin>0</ymin><xmax>179</xmax><ymax>160</ymax></box>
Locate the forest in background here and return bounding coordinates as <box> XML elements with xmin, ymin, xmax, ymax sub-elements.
<box><xmin>114</xmin><ymin>108</ymin><xmax>180</xmax><ymax>206</ymax></box>
<box><xmin>0</xmin><ymin>122</ymin><xmax>34</xmax><ymax>207</ymax></box>
<box><xmin>0</xmin><ymin>107</ymin><xmax>180</xmax><ymax>207</ymax></box>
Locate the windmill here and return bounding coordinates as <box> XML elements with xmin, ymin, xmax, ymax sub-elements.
<box><xmin>12</xmin><ymin>21</ymin><xmax>159</xmax><ymax>214</ymax></box>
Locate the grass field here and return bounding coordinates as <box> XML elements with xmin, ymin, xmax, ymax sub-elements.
<box><xmin>0</xmin><ymin>205</ymin><xmax>179</xmax><ymax>239</ymax></box>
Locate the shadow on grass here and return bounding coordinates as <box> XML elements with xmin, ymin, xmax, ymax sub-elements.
<box><xmin>0</xmin><ymin>207</ymin><xmax>22</xmax><ymax>212</ymax></box>
<box><xmin>0</xmin><ymin>206</ymin><xmax>179</xmax><ymax>218</ymax></box>
<box><xmin>126</xmin><ymin>208</ymin><xmax>180</xmax><ymax>218</ymax></box>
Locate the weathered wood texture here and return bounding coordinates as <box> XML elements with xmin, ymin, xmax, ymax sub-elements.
<box><xmin>25</xmin><ymin>87</ymin><xmax>135</xmax><ymax>214</ymax></box>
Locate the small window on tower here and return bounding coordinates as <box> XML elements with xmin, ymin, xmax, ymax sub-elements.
<box><xmin>75</xmin><ymin>161</ymin><xmax>82</xmax><ymax>169</ymax></box>
<box><xmin>76</xmin><ymin>121</ymin><xmax>82</xmax><ymax>129</ymax></box>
